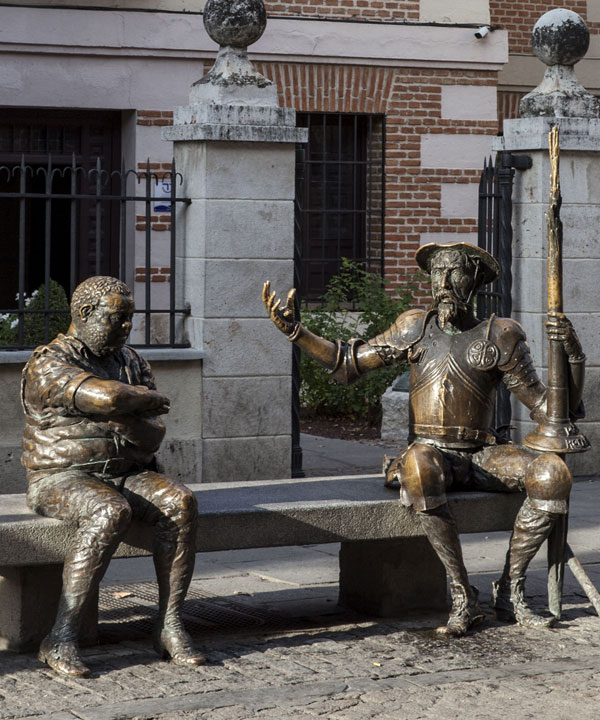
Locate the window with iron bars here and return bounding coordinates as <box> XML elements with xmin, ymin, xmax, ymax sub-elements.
<box><xmin>0</xmin><ymin>110</ymin><xmax>190</xmax><ymax>350</ymax></box>
<box><xmin>294</xmin><ymin>113</ymin><xmax>386</xmax><ymax>302</ymax></box>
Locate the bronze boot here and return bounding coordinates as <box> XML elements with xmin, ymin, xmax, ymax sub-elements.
<box><xmin>492</xmin><ymin>576</ymin><xmax>555</xmax><ymax>628</ymax></box>
<box><xmin>38</xmin><ymin>634</ymin><xmax>90</xmax><ymax>678</ymax></box>
<box><xmin>438</xmin><ymin>583</ymin><xmax>484</xmax><ymax>637</ymax></box>
<box><xmin>419</xmin><ymin>504</ymin><xmax>484</xmax><ymax>636</ymax></box>
<box><xmin>153</xmin><ymin>505</ymin><xmax>206</xmax><ymax>667</ymax></box>
<box><xmin>493</xmin><ymin>499</ymin><xmax>557</xmax><ymax>628</ymax></box>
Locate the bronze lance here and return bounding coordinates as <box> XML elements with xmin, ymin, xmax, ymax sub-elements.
<box><xmin>523</xmin><ymin>125</ymin><xmax>589</xmax><ymax>454</ymax></box>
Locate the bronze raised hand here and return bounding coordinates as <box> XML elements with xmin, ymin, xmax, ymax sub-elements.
<box><xmin>262</xmin><ymin>281</ymin><xmax>298</xmax><ymax>338</ymax></box>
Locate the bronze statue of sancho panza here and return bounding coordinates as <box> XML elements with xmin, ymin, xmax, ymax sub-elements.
<box><xmin>21</xmin><ymin>276</ymin><xmax>204</xmax><ymax>677</ymax></box>
<box><xmin>263</xmin><ymin>242</ymin><xmax>585</xmax><ymax>635</ymax></box>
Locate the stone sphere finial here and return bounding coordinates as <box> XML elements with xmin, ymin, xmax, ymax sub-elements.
<box><xmin>203</xmin><ymin>0</ymin><xmax>267</xmax><ymax>50</ymax></box>
<box><xmin>532</xmin><ymin>8</ymin><xmax>590</xmax><ymax>67</ymax></box>
<box><xmin>189</xmin><ymin>0</ymin><xmax>277</xmax><ymax>106</ymax></box>
<box><xmin>520</xmin><ymin>8</ymin><xmax>598</xmax><ymax>118</ymax></box>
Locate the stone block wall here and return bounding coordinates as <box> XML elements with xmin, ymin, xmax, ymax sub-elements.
<box><xmin>168</xmin><ymin>134</ymin><xmax>300</xmax><ymax>483</ymax></box>
<box><xmin>495</xmin><ymin>118</ymin><xmax>600</xmax><ymax>476</ymax></box>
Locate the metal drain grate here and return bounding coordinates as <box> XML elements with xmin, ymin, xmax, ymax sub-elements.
<box><xmin>98</xmin><ymin>582</ymin><xmax>288</xmax><ymax>639</ymax></box>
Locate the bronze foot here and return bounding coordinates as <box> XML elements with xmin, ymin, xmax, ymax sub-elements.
<box><xmin>492</xmin><ymin>578</ymin><xmax>556</xmax><ymax>629</ymax></box>
<box><xmin>436</xmin><ymin>584</ymin><xmax>484</xmax><ymax>637</ymax></box>
<box><xmin>38</xmin><ymin>636</ymin><xmax>91</xmax><ymax>678</ymax></box>
<box><xmin>153</xmin><ymin>626</ymin><xmax>206</xmax><ymax>667</ymax></box>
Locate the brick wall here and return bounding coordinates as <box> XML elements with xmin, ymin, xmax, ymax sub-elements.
<box><xmin>137</xmin><ymin>110</ymin><xmax>174</xmax><ymax>126</ymax></box>
<box><xmin>264</xmin><ymin>0</ymin><xmax>419</xmax><ymax>21</ymax></box>
<box><xmin>257</xmin><ymin>61</ymin><xmax>498</xmax><ymax>302</ymax></box>
<box><xmin>490</xmin><ymin>1</ymin><xmax>590</xmax><ymax>54</ymax></box>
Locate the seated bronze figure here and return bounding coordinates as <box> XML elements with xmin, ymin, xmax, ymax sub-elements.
<box><xmin>264</xmin><ymin>242</ymin><xmax>585</xmax><ymax>636</ymax></box>
<box><xmin>21</xmin><ymin>276</ymin><xmax>204</xmax><ymax>677</ymax></box>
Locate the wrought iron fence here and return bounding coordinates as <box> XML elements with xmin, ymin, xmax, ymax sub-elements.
<box><xmin>477</xmin><ymin>150</ymin><xmax>532</xmax><ymax>436</ymax></box>
<box><xmin>0</xmin><ymin>156</ymin><xmax>190</xmax><ymax>350</ymax></box>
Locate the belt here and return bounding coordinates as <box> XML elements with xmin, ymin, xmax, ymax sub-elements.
<box><xmin>411</xmin><ymin>424</ymin><xmax>495</xmax><ymax>445</ymax></box>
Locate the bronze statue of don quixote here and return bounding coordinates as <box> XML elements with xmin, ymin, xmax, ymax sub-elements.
<box><xmin>264</xmin><ymin>126</ymin><xmax>592</xmax><ymax>636</ymax></box>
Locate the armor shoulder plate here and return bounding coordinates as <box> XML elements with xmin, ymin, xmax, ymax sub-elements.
<box><xmin>368</xmin><ymin>308</ymin><xmax>431</xmax><ymax>354</ymax></box>
<box><xmin>490</xmin><ymin>317</ymin><xmax>528</xmax><ymax>370</ymax></box>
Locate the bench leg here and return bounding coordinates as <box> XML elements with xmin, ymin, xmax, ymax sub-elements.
<box><xmin>339</xmin><ymin>538</ymin><xmax>448</xmax><ymax>616</ymax></box>
<box><xmin>0</xmin><ymin>565</ymin><xmax>98</xmax><ymax>652</ymax></box>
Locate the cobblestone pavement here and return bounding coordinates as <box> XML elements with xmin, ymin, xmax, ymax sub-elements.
<box><xmin>1</xmin><ymin>577</ymin><xmax>599</xmax><ymax>720</ymax></box>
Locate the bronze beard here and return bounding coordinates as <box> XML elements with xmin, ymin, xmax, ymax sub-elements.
<box><xmin>433</xmin><ymin>295</ymin><xmax>470</xmax><ymax>329</ymax></box>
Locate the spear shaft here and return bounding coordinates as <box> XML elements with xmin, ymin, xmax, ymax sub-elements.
<box><xmin>523</xmin><ymin>126</ymin><xmax>589</xmax><ymax>454</ymax></box>
<box><xmin>545</xmin><ymin>126</ymin><xmax>569</xmax><ymax>425</ymax></box>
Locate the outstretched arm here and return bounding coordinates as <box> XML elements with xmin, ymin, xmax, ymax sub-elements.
<box><xmin>262</xmin><ymin>281</ymin><xmax>388</xmax><ymax>384</ymax></box>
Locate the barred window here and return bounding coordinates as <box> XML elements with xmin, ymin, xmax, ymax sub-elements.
<box><xmin>294</xmin><ymin>113</ymin><xmax>385</xmax><ymax>301</ymax></box>
<box><xmin>0</xmin><ymin>110</ymin><xmax>187</xmax><ymax>349</ymax></box>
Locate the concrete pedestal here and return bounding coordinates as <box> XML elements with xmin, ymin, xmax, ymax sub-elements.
<box><xmin>0</xmin><ymin>565</ymin><xmax>97</xmax><ymax>651</ymax></box>
<box><xmin>494</xmin><ymin>117</ymin><xmax>600</xmax><ymax>475</ymax></box>
<box><xmin>339</xmin><ymin>538</ymin><xmax>448</xmax><ymax>616</ymax></box>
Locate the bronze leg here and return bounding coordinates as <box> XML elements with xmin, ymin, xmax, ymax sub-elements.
<box><xmin>400</xmin><ymin>444</ymin><xmax>483</xmax><ymax>636</ymax></box>
<box><xmin>419</xmin><ymin>505</ymin><xmax>484</xmax><ymax>636</ymax></box>
<box><xmin>474</xmin><ymin>446</ymin><xmax>570</xmax><ymax>627</ymax></box>
<box><xmin>122</xmin><ymin>471</ymin><xmax>204</xmax><ymax>666</ymax></box>
<box><xmin>27</xmin><ymin>471</ymin><xmax>132</xmax><ymax>677</ymax></box>
<box><xmin>493</xmin><ymin>498</ymin><xmax>558</xmax><ymax>628</ymax></box>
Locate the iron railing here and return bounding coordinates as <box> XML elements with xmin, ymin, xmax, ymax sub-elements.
<box><xmin>477</xmin><ymin>151</ymin><xmax>532</xmax><ymax>436</ymax></box>
<box><xmin>0</xmin><ymin>156</ymin><xmax>190</xmax><ymax>350</ymax></box>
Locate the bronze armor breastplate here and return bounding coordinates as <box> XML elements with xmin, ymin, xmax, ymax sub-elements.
<box><xmin>409</xmin><ymin>316</ymin><xmax>501</xmax><ymax>448</ymax></box>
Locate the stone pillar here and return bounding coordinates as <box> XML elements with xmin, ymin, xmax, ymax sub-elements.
<box><xmin>163</xmin><ymin>0</ymin><xmax>307</xmax><ymax>483</ymax></box>
<box><xmin>493</xmin><ymin>10</ymin><xmax>599</xmax><ymax>475</ymax></box>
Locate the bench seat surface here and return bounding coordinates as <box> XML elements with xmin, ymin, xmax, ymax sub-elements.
<box><xmin>0</xmin><ymin>475</ymin><xmax>524</xmax><ymax>566</ymax></box>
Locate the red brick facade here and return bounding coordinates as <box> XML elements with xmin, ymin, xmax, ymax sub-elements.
<box><xmin>264</xmin><ymin>0</ymin><xmax>419</xmax><ymax>21</ymax></box>
<box><xmin>137</xmin><ymin>110</ymin><xmax>174</xmax><ymax>126</ymax></box>
<box><xmin>490</xmin><ymin>1</ymin><xmax>590</xmax><ymax>53</ymax></box>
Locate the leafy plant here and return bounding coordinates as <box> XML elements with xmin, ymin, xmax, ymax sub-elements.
<box><xmin>300</xmin><ymin>258</ymin><xmax>414</xmax><ymax>425</ymax></box>
<box><xmin>0</xmin><ymin>279</ymin><xmax>70</xmax><ymax>347</ymax></box>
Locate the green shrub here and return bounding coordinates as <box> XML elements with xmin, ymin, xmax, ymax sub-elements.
<box><xmin>0</xmin><ymin>279</ymin><xmax>70</xmax><ymax>347</ymax></box>
<box><xmin>300</xmin><ymin>258</ymin><xmax>414</xmax><ymax>425</ymax></box>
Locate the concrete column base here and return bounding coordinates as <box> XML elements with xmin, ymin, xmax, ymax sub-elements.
<box><xmin>338</xmin><ymin>538</ymin><xmax>448</xmax><ymax>616</ymax></box>
<box><xmin>0</xmin><ymin>565</ymin><xmax>98</xmax><ymax>651</ymax></box>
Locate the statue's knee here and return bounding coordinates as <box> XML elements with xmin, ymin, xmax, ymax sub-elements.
<box><xmin>178</xmin><ymin>485</ymin><xmax>198</xmax><ymax>520</ymax></box>
<box><xmin>401</xmin><ymin>444</ymin><xmax>447</xmax><ymax>512</ymax></box>
<box><xmin>160</xmin><ymin>482</ymin><xmax>197</xmax><ymax>527</ymax></box>
<box><xmin>524</xmin><ymin>453</ymin><xmax>572</xmax><ymax>514</ymax></box>
<box><xmin>97</xmin><ymin>499</ymin><xmax>132</xmax><ymax>537</ymax></box>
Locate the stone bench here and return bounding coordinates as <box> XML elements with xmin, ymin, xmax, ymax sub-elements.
<box><xmin>0</xmin><ymin>475</ymin><xmax>524</xmax><ymax>650</ymax></box>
